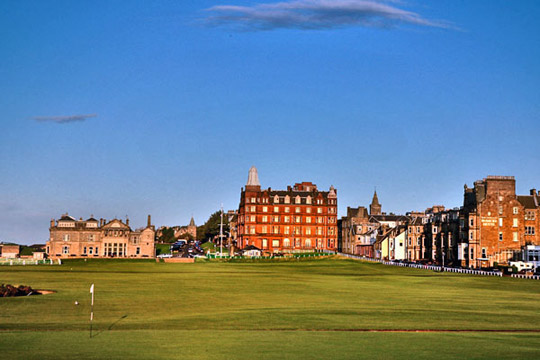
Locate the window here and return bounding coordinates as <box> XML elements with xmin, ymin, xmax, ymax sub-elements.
<box><xmin>273</xmin><ymin>216</ymin><xmax>279</xmax><ymax>222</ymax></box>
<box><xmin>95</xmin><ymin>247</ymin><xmax>99</xmax><ymax>255</ymax></box>
<box><xmin>469</xmin><ymin>231</ymin><xmax>474</xmax><ymax>240</ymax></box>
<box><xmin>284</xmin><ymin>196</ymin><xmax>290</xmax><ymax>204</ymax></box>
<box><xmin>62</xmin><ymin>246</ymin><xmax>69</xmax><ymax>254</ymax></box>
<box><xmin>417</xmin><ymin>239</ymin><xmax>421</xmax><ymax>246</ymax></box>
<box><xmin>513</xmin><ymin>232</ymin><xmax>518</xmax><ymax>242</ymax></box>
<box><xmin>262</xmin><ymin>226</ymin><xmax>267</xmax><ymax>233</ymax></box>
<box><xmin>89</xmin><ymin>247</ymin><xmax>93</xmax><ymax>255</ymax></box>
<box><xmin>274</xmin><ymin>206</ymin><xmax>279</xmax><ymax>213</ymax></box>
<box><xmin>432</xmin><ymin>226</ymin><xmax>438</xmax><ymax>233</ymax></box>
<box><xmin>136</xmin><ymin>247</ymin><xmax>140</xmax><ymax>255</ymax></box>
<box><xmin>481</xmin><ymin>248</ymin><xmax>487</xmax><ymax>258</ymax></box>
<box><xmin>499</xmin><ymin>218</ymin><xmax>503</xmax><ymax>227</ymax></box>
<box><xmin>272</xmin><ymin>239</ymin><xmax>280</xmax><ymax>247</ymax></box>
<box><xmin>317</xmin><ymin>208</ymin><xmax>322</xmax><ymax>214</ymax></box>
<box><xmin>250</xmin><ymin>227</ymin><xmax>255</xmax><ymax>234</ymax></box>
<box><xmin>284</xmin><ymin>226</ymin><xmax>290</xmax><ymax>235</ymax></box>
<box><xmin>262</xmin><ymin>216</ymin><xmax>268</xmax><ymax>222</ymax></box>
<box><xmin>284</xmin><ymin>216</ymin><xmax>290</xmax><ymax>223</ymax></box>
<box><xmin>283</xmin><ymin>238</ymin><xmax>290</xmax><ymax>247</ymax></box>
<box><xmin>262</xmin><ymin>206</ymin><xmax>268</xmax><ymax>213</ymax></box>
<box><xmin>273</xmin><ymin>226</ymin><xmax>279</xmax><ymax>234</ymax></box>
<box><xmin>274</xmin><ymin>195</ymin><xmax>279</xmax><ymax>204</ymax></box>
<box><xmin>306</xmin><ymin>217</ymin><xmax>312</xmax><ymax>223</ymax></box>
<box><xmin>306</xmin><ymin>196</ymin><xmax>312</xmax><ymax>204</ymax></box>
<box><xmin>295</xmin><ymin>196</ymin><xmax>301</xmax><ymax>204</ymax></box>
<box><xmin>526</xmin><ymin>226</ymin><xmax>535</xmax><ymax>235</ymax></box>
<box><xmin>470</xmin><ymin>219</ymin><xmax>474</xmax><ymax>226</ymax></box>
<box><xmin>63</xmin><ymin>234</ymin><xmax>70</xmax><ymax>241</ymax></box>
<box><xmin>306</xmin><ymin>228</ymin><xmax>311</xmax><ymax>235</ymax></box>
<box><xmin>499</xmin><ymin>232</ymin><xmax>503</xmax><ymax>241</ymax></box>
<box><xmin>295</xmin><ymin>238</ymin><xmax>301</xmax><ymax>247</ymax></box>
<box><xmin>305</xmin><ymin>239</ymin><xmax>311</xmax><ymax>248</ymax></box>
<box><xmin>306</xmin><ymin>207</ymin><xmax>312</xmax><ymax>213</ymax></box>
<box><xmin>250</xmin><ymin>197</ymin><xmax>256</xmax><ymax>203</ymax></box>
<box><xmin>499</xmin><ymin>196</ymin><xmax>503</xmax><ymax>202</ymax></box>
<box><xmin>513</xmin><ymin>218</ymin><xmax>518</xmax><ymax>227</ymax></box>
<box><xmin>250</xmin><ymin>206</ymin><xmax>256</xmax><ymax>212</ymax></box>
<box><xmin>250</xmin><ymin>215</ymin><xmax>255</xmax><ymax>222</ymax></box>
<box><xmin>83</xmin><ymin>247</ymin><xmax>87</xmax><ymax>254</ymax></box>
<box><xmin>317</xmin><ymin>227</ymin><xmax>323</xmax><ymax>235</ymax></box>
<box><xmin>513</xmin><ymin>207</ymin><xmax>518</xmax><ymax>214</ymax></box>
<box><xmin>499</xmin><ymin>206</ymin><xmax>503</xmax><ymax>215</ymax></box>
<box><xmin>295</xmin><ymin>227</ymin><xmax>301</xmax><ymax>235</ymax></box>
<box><xmin>295</xmin><ymin>216</ymin><xmax>301</xmax><ymax>223</ymax></box>
<box><xmin>88</xmin><ymin>234</ymin><xmax>94</xmax><ymax>241</ymax></box>
<box><xmin>295</xmin><ymin>207</ymin><xmax>301</xmax><ymax>213</ymax></box>
<box><xmin>470</xmin><ymin>248</ymin><xmax>474</xmax><ymax>260</ymax></box>
<box><xmin>262</xmin><ymin>239</ymin><xmax>268</xmax><ymax>249</ymax></box>
<box><xmin>285</xmin><ymin>207</ymin><xmax>290</xmax><ymax>213</ymax></box>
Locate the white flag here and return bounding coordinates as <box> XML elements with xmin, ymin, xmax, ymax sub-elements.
<box><xmin>90</xmin><ymin>284</ymin><xmax>94</xmax><ymax>294</ymax></box>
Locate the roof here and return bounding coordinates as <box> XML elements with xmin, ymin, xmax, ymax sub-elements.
<box><xmin>59</xmin><ymin>214</ymin><xmax>76</xmax><ymax>221</ymax></box>
<box><xmin>243</xmin><ymin>245</ymin><xmax>261</xmax><ymax>251</ymax></box>
<box><xmin>86</xmin><ymin>217</ymin><xmax>98</xmax><ymax>222</ymax></box>
<box><xmin>189</xmin><ymin>217</ymin><xmax>196</xmax><ymax>226</ymax></box>
<box><xmin>517</xmin><ymin>195</ymin><xmax>538</xmax><ymax>209</ymax></box>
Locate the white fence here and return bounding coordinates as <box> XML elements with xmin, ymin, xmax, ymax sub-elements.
<box><xmin>0</xmin><ymin>258</ymin><xmax>61</xmax><ymax>266</ymax></box>
<box><xmin>511</xmin><ymin>274</ymin><xmax>540</xmax><ymax>280</ymax></box>
<box><xmin>338</xmin><ymin>253</ymin><xmax>505</xmax><ymax>277</ymax></box>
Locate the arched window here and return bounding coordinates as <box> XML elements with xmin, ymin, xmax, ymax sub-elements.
<box><xmin>274</xmin><ymin>195</ymin><xmax>279</xmax><ymax>203</ymax></box>
<box><xmin>305</xmin><ymin>239</ymin><xmax>311</xmax><ymax>248</ymax></box>
<box><xmin>284</xmin><ymin>195</ymin><xmax>290</xmax><ymax>204</ymax></box>
<box><xmin>306</xmin><ymin>196</ymin><xmax>312</xmax><ymax>204</ymax></box>
<box><xmin>283</xmin><ymin>238</ymin><xmax>290</xmax><ymax>247</ymax></box>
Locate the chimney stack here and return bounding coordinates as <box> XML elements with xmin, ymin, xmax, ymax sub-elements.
<box><xmin>50</xmin><ymin>219</ymin><xmax>55</xmax><ymax>227</ymax></box>
<box><xmin>126</xmin><ymin>217</ymin><xmax>130</xmax><ymax>226</ymax></box>
<box><xmin>147</xmin><ymin>215</ymin><xmax>151</xmax><ymax>227</ymax></box>
<box><xmin>531</xmin><ymin>189</ymin><xmax>537</xmax><ymax>196</ymax></box>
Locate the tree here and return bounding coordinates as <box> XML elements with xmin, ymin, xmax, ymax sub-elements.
<box><xmin>157</xmin><ymin>227</ymin><xmax>176</xmax><ymax>243</ymax></box>
<box><xmin>197</xmin><ymin>211</ymin><xmax>229</xmax><ymax>242</ymax></box>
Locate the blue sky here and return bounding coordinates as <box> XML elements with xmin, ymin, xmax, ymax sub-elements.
<box><xmin>1</xmin><ymin>0</ymin><xmax>539</xmax><ymax>244</ymax></box>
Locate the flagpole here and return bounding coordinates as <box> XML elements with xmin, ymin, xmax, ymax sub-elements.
<box><xmin>90</xmin><ymin>284</ymin><xmax>94</xmax><ymax>338</ymax></box>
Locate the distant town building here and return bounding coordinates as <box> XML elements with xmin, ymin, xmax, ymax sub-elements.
<box><xmin>461</xmin><ymin>176</ymin><xmax>540</xmax><ymax>268</ymax></box>
<box><xmin>237</xmin><ymin>166</ymin><xmax>338</xmax><ymax>253</ymax></box>
<box><xmin>0</xmin><ymin>245</ymin><xmax>20</xmax><ymax>259</ymax></box>
<box><xmin>46</xmin><ymin>214</ymin><xmax>155</xmax><ymax>259</ymax></box>
<box><xmin>156</xmin><ymin>217</ymin><xmax>197</xmax><ymax>241</ymax></box>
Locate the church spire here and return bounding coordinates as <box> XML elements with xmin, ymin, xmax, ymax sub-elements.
<box><xmin>189</xmin><ymin>216</ymin><xmax>196</xmax><ymax>227</ymax></box>
<box><xmin>370</xmin><ymin>189</ymin><xmax>382</xmax><ymax>215</ymax></box>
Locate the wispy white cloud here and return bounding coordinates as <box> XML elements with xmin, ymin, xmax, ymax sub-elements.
<box><xmin>205</xmin><ymin>0</ymin><xmax>452</xmax><ymax>31</ymax></box>
<box><xmin>33</xmin><ymin>114</ymin><xmax>97</xmax><ymax>124</ymax></box>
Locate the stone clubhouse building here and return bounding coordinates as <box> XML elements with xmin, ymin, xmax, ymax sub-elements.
<box><xmin>46</xmin><ymin>214</ymin><xmax>156</xmax><ymax>259</ymax></box>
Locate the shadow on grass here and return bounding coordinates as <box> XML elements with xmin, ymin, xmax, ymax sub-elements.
<box><xmin>91</xmin><ymin>314</ymin><xmax>128</xmax><ymax>338</ymax></box>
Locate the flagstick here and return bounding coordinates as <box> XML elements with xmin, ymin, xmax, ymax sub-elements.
<box><xmin>90</xmin><ymin>284</ymin><xmax>94</xmax><ymax>338</ymax></box>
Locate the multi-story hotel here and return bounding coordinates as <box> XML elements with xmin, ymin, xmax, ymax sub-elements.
<box><xmin>46</xmin><ymin>214</ymin><xmax>155</xmax><ymax>259</ymax></box>
<box><xmin>237</xmin><ymin>166</ymin><xmax>338</xmax><ymax>253</ymax></box>
<box><xmin>461</xmin><ymin>176</ymin><xmax>540</xmax><ymax>268</ymax></box>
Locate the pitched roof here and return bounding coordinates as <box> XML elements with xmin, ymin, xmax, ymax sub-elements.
<box><xmin>517</xmin><ymin>195</ymin><xmax>538</xmax><ymax>209</ymax></box>
<box><xmin>59</xmin><ymin>214</ymin><xmax>76</xmax><ymax>221</ymax></box>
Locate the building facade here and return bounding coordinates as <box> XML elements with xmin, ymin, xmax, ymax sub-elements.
<box><xmin>237</xmin><ymin>166</ymin><xmax>338</xmax><ymax>253</ymax></box>
<box><xmin>46</xmin><ymin>214</ymin><xmax>155</xmax><ymax>259</ymax></box>
<box><xmin>461</xmin><ymin>176</ymin><xmax>540</xmax><ymax>268</ymax></box>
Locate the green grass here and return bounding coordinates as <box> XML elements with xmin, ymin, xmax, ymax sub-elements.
<box><xmin>155</xmin><ymin>243</ymin><xmax>171</xmax><ymax>255</ymax></box>
<box><xmin>1</xmin><ymin>258</ymin><xmax>539</xmax><ymax>359</ymax></box>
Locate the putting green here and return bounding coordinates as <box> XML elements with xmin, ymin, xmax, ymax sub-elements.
<box><xmin>1</xmin><ymin>258</ymin><xmax>539</xmax><ymax>359</ymax></box>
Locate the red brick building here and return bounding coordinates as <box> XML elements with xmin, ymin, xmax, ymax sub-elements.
<box><xmin>237</xmin><ymin>167</ymin><xmax>338</xmax><ymax>253</ymax></box>
<box><xmin>461</xmin><ymin>176</ymin><xmax>540</xmax><ymax>268</ymax></box>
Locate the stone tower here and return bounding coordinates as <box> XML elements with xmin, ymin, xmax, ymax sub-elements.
<box><xmin>370</xmin><ymin>190</ymin><xmax>382</xmax><ymax>215</ymax></box>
